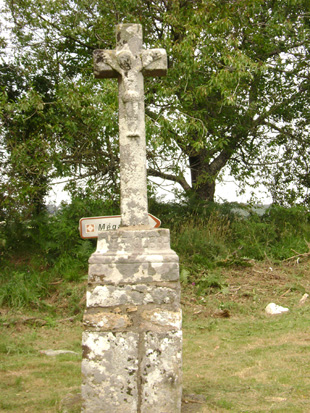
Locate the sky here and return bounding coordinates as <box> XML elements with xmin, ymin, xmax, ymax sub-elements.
<box><xmin>46</xmin><ymin>172</ymin><xmax>273</xmax><ymax>207</ymax></box>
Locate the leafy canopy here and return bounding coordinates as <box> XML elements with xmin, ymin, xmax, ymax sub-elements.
<box><xmin>1</xmin><ymin>0</ymin><xmax>310</xmax><ymax>217</ymax></box>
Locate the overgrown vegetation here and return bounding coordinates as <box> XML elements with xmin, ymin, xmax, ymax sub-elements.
<box><xmin>0</xmin><ymin>196</ymin><xmax>119</xmax><ymax>310</ymax></box>
<box><xmin>1</xmin><ymin>199</ymin><xmax>310</xmax><ymax>311</ymax></box>
<box><xmin>155</xmin><ymin>201</ymin><xmax>310</xmax><ymax>291</ymax></box>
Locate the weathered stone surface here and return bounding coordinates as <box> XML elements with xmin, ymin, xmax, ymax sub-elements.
<box><xmin>141</xmin><ymin>308</ymin><xmax>182</xmax><ymax>330</ymax></box>
<box><xmin>142</xmin><ymin>49</ymin><xmax>167</xmax><ymax>77</ymax></box>
<box><xmin>141</xmin><ymin>330</ymin><xmax>182</xmax><ymax>412</ymax></box>
<box><xmin>94</xmin><ymin>24</ymin><xmax>147</xmax><ymax>227</ymax></box>
<box><xmin>83</xmin><ymin>311</ymin><xmax>132</xmax><ymax>331</ymax></box>
<box><xmin>82</xmin><ymin>331</ymin><xmax>139</xmax><ymax>412</ymax></box>
<box><xmin>88</xmin><ymin>229</ymin><xmax>179</xmax><ymax>285</ymax></box>
<box><xmin>94</xmin><ymin>30</ymin><xmax>166</xmax><ymax>79</ymax></box>
<box><xmin>86</xmin><ymin>284</ymin><xmax>180</xmax><ymax>308</ymax></box>
<box><xmin>88</xmin><ymin>260</ymin><xmax>179</xmax><ymax>284</ymax></box>
<box><xmin>90</xmin><ymin>252</ymin><xmax>179</xmax><ymax>264</ymax></box>
<box><xmin>93</xmin><ymin>228</ymin><xmax>172</xmax><ymax>255</ymax></box>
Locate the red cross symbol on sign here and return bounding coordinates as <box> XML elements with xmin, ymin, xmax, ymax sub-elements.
<box><xmin>86</xmin><ymin>224</ymin><xmax>95</xmax><ymax>233</ymax></box>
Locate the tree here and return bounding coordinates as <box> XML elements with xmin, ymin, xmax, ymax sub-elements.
<box><xmin>1</xmin><ymin>0</ymin><xmax>310</xmax><ymax>208</ymax></box>
<box><xmin>0</xmin><ymin>10</ymin><xmax>121</xmax><ymax>216</ymax></box>
<box><xmin>147</xmin><ymin>0</ymin><xmax>310</xmax><ymax>203</ymax></box>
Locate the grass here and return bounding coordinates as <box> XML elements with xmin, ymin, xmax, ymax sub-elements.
<box><xmin>1</xmin><ymin>259</ymin><xmax>310</xmax><ymax>412</ymax></box>
<box><xmin>181</xmin><ymin>259</ymin><xmax>310</xmax><ymax>412</ymax></box>
<box><xmin>0</xmin><ymin>321</ymin><xmax>82</xmax><ymax>412</ymax></box>
<box><xmin>183</xmin><ymin>312</ymin><xmax>310</xmax><ymax>412</ymax></box>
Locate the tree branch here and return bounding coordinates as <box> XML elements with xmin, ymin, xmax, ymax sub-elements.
<box><xmin>37</xmin><ymin>13</ymin><xmax>95</xmax><ymax>51</ymax></box>
<box><xmin>263</xmin><ymin>121</ymin><xmax>293</xmax><ymax>137</ymax></box>
<box><xmin>148</xmin><ymin>167</ymin><xmax>191</xmax><ymax>192</ymax></box>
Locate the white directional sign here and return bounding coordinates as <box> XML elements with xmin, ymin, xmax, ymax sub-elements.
<box><xmin>79</xmin><ymin>214</ymin><xmax>161</xmax><ymax>239</ymax></box>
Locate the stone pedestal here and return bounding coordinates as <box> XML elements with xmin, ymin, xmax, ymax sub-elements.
<box><xmin>81</xmin><ymin>228</ymin><xmax>182</xmax><ymax>412</ymax></box>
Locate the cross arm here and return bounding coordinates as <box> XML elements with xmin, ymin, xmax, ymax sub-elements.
<box><xmin>94</xmin><ymin>48</ymin><xmax>167</xmax><ymax>79</ymax></box>
<box><xmin>142</xmin><ymin>49</ymin><xmax>167</xmax><ymax>77</ymax></box>
<box><xmin>93</xmin><ymin>50</ymin><xmax>119</xmax><ymax>79</ymax></box>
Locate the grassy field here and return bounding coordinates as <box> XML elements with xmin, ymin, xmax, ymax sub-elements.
<box><xmin>1</xmin><ymin>259</ymin><xmax>310</xmax><ymax>412</ymax></box>
<box><xmin>182</xmin><ymin>259</ymin><xmax>310</xmax><ymax>412</ymax></box>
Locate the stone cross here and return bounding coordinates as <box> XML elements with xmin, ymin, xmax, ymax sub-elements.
<box><xmin>93</xmin><ymin>24</ymin><xmax>167</xmax><ymax>227</ymax></box>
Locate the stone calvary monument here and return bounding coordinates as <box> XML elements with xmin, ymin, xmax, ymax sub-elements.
<box><xmin>81</xmin><ymin>24</ymin><xmax>182</xmax><ymax>412</ymax></box>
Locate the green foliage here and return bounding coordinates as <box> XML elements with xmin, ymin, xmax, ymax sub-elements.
<box><xmin>172</xmin><ymin>216</ymin><xmax>231</xmax><ymax>267</ymax></box>
<box><xmin>1</xmin><ymin>0</ymin><xmax>310</xmax><ymax>207</ymax></box>
<box><xmin>157</xmin><ymin>201</ymin><xmax>310</xmax><ymax>290</ymax></box>
<box><xmin>149</xmin><ymin>197</ymin><xmax>237</xmax><ymax>228</ymax></box>
<box><xmin>58</xmin><ymin>284</ymin><xmax>86</xmax><ymax>317</ymax></box>
<box><xmin>232</xmin><ymin>205</ymin><xmax>310</xmax><ymax>260</ymax></box>
<box><xmin>1</xmin><ymin>195</ymin><xmax>119</xmax><ymax>262</ymax></box>
<box><xmin>0</xmin><ymin>269</ymin><xmax>53</xmax><ymax>309</ymax></box>
<box><xmin>195</xmin><ymin>271</ymin><xmax>228</xmax><ymax>296</ymax></box>
<box><xmin>0</xmin><ymin>196</ymin><xmax>120</xmax><ymax>310</ymax></box>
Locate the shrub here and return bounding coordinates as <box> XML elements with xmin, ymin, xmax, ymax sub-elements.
<box><xmin>0</xmin><ymin>269</ymin><xmax>53</xmax><ymax>309</ymax></box>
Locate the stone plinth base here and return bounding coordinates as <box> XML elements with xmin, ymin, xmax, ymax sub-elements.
<box><xmin>82</xmin><ymin>229</ymin><xmax>182</xmax><ymax>413</ymax></box>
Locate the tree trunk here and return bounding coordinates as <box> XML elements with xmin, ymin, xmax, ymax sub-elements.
<box><xmin>189</xmin><ymin>155</ymin><xmax>216</xmax><ymax>202</ymax></box>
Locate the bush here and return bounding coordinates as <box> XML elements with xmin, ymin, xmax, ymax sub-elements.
<box><xmin>171</xmin><ymin>212</ymin><xmax>232</xmax><ymax>267</ymax></box>
<box><xmin>231</xmin><ymin>205</ymin><xmax>310</xmax><ymax>261</ymax></box>
<box><xmin>0</xmin><ymin>196</ymin><xmax>118</xmax><ymax>309</ymax></box>
<box><xmin>0</xmin><ymin>269</ymin><xmax>53</xmax><ymax>309</ymax></box>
